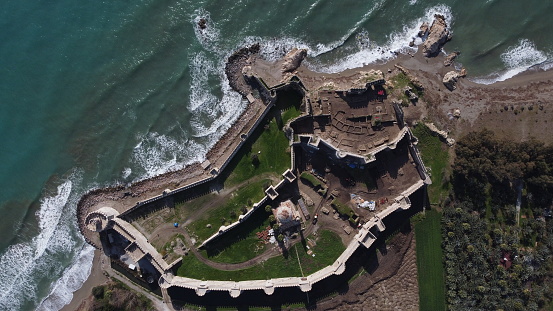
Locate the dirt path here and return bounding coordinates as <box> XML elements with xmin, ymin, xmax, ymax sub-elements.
<box><xmin>147</xmin><ymin>188</ymin><xmax>345</xmax><ymax>272</ymax></box>
<box><xmin>149</xmin><ymin>222</ymin><xmax>282</xmax><ymax>271</ymax></box>
<box><xmin>180</xmin><ymin>172</ymin><xmax>281</xmax><ymax>226</ymax></box>
<box><xmin>147</xmin><ymin>171</ymin><xmax>285</xmax><ymax>272</ymax></box>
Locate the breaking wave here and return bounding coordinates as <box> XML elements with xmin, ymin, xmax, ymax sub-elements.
<box><xmin>313</xmin><ymin>4</ymin><xmax>453</xmax><ymax>73</ymax></box>
<box><xmin>237</xmin><ymin>4</ymin><xmax>452</xmax><ymax>74</ymax></box>
<box><xmin>538</xmin><ymin>60</ymin><xmax>553</xmax><ymax>71</ymax></box>
<box><xmin>188</xmin><ymin>52</ymin><xmax>219</xmax><ymax>112</ymax></box>
<box><xmin>192</xmin><ymin>8</ymin><xmax>222</xmax><ymax>53</ymax></box>
<box><xmin>0</xmin><ymin>172</ymin><xmax>86</xmax><ymax>311</ymax></box>
<box><xmin>131</xmin><ymin>132</ymin><xmax>207</xmax><ymax>179</ymax></box>
<box><xmin>472</xmin><ymin>39</ymin><xmax>550</xmax><ymax>84</ymax></box>
<box><xmin>122</xmin><ymin>167</ymin><xmax>132</xmax><ymax>180</ymax></box>
<box><xmin>188</xmin><ymin>53</ymin><xmax>246</xmax><ymax>138</ymax></box>
<box><xmin>36</xmin><ymin>245</ymin><xmax>95</xmax><ymax>311</ymax></box>
<box><xmin>238</xmin><ymin>0</ymin><xmax>387</xmax><ymax>63</ymax></box>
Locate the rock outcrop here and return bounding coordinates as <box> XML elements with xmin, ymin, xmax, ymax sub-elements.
<box><xmin>444</xmin><ymin>51</ymin><xmax>460</xmax><ymax>66</ymax></box>
<box><xmin>424</xmin><ymin>122</ymin><xmax>455</xmax><ymax>146</ymax></box>
<box><xmin>422</xmin><ymin>14</ymin><xmax>451</xmax><ymax>57</ymax></box>
<box><xmin>442</xmin><ymin>71</ymin><xmax>460</xmax><ymax>91</ymax></box>
<box><xmin>442</xmin><ymin>67</ymin><xmax>467</xmax><ymax>91</ymax></box>
<box><xmin>442</xmin><ymin>71</ymin><xmax>461</xmax><ymax>91</ymax></box>
<box><xmin>197</xmin><ymin>18</ymin><xmax>207</xmax><ymax>30</ymax></box>
<box><xmin>418</xmin><ymin>22</ymin><xmax>429</xmax><ymax>38</ymax></box>
<box><xmin>225</xmin><ymin>44</ymin><xmax>260</xmax><ymax>95</ymax></box>
<box><xmin>353</xmin><ymin>69</ymin><xmax>384</xmax><ymax>88</ymax></box>
<box><xmin>281</xmin><ymin>48</ymin><xmax>307</xmax><ymax>73</ymax></box>
<box><xmin>394</xmin><ymin>65</ymin><xmax>424</xmax><ymax>90</ymax></box>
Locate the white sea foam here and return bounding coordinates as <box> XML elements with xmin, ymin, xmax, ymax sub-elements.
<box><xmin>122</xmin><ymin>167</ymin><xmax>132</xmax><ymax>179</ymax></box>
<box><xmin>36</xmin><ymin>245</ymin><xmax>95</xmax><ymax>311</ymax></box>
<box><xmin>313</xmin><ymin>4</ymin><xmax>453</xmax><ymax>73</ymax></box>
<box><xmin>0</xmin><ymin>172</ymin><xmax>84</xmax><ymax>311</ymax></box>
<box><xmin>314</xmin><ymin>0</ymin><xmax>387</xmax><ymax>56</ymax></box>
<box><xmin>306</xmin><ymin>0</ymin><xmax>323</xmax><ymax>16</ymax></box>
<box><xmin>239</xmin><ymin>4</ymin><xmax>451</xmax><ymax>74</ymax></box>
<box><xmin>126</xmin><ymin>11</ymin><xmax>246</xmax><ymax>181</ymax></box>
<box><xmin>240</xmin><ymin>36</ymin><xmax>310</xmax><ymax>62</ymax></box>
<box><xmin>190</xmin><ymin>76</ymin><xmax>245</xmax><ymax>137</ymax></box>
<box><xmin>188</xmin><ymin>52</ymin><xmax>219</xmax><ymax>112</ymax></box>
<box><xmin>472</xmin><ymin>39</ymin><xmax>549</xmax><ymax>84</ymax></box>
<box><xmin>409</xmin><ymin>0</ymin><xmax>418</xmax><ymax>5</ymax></box>
<box><xmin>131</xmin><ymin>132</ymin><xmax>203</xmax><ymax>179</ymax></box>
<box><xmin>186</xmin><ymin>48</ymin><xmax>246</xmax><ymax>138</ymax></box>
<box><xmin>538</xmin><ymin>60</ymin><xmax>553</xmax><ymax>71</ymax></box>
<box><xmin>128</xmin><ymin>47</ymin><xmax>246</xmax><ymax>182</ymax></box>
<box><xmin>239</xmin><ymin>1</ymin><xmax>387</xmax><ymax>63</ymax></box>
<box><xmin>191</xmin><ymin>8</ymin><xmax>221</xmax><ymax>52</ymax></box>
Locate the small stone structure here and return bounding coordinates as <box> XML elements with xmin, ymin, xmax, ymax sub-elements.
<box><xmin>274</xmin><ymin>200</ymin><xmax>301</xmax><ymax>228</ymax></box>
<box><xmin>85</xmin><ymin>206</ymin><xmax>119</xmax><ymax>232</ymax></box>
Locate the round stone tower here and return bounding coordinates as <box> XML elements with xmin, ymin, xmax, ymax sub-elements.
<box><xmin>85</xmin><ymin>206</ymin><xmax>119</xmax><ymax>232</ymax></box>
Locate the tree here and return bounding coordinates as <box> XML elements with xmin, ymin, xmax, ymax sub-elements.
<box><xmin>92</xmin><ymin>286</ymin><xmax>105</xmax><ymax>299</ymax></box>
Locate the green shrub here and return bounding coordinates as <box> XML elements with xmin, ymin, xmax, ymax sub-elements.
<box><xmin>300</xmin><ymin>172</ymin><xmax>322</xmax><ymax>188</ymax></box>
<box><xmin>92</xmin><ymin>285</ymin><xmax>105</xmax><ymax>299</ymax></box>
<box><xmin>332</xmin><ymin>199</ymin><xmax>352</xmax><ymax>216</ymax></box>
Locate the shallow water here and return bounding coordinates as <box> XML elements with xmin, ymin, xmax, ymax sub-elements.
<box><xmin>0</xmin><ymin>0</ymin><xmax>551</xmax><ymax>309</ymax></box>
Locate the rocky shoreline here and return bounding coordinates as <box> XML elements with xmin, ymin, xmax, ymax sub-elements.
<box><xmin>77</xmin><ymin>45</ymin><xmax>268</xmax><ymax>250</ymax></box>
<box><xmin>76</xmin><ymin>12</ymin><xmax>553</xmax><ymax>252</ymax></box>
<box><xmin>224</xmin><ymin>43</ymin><xmax>259</xmax><ymax>95</ymax></box>
<box><xmin>70</xmin><ymin>12</ymin><xmax>553</xmax><ymax>311</ymax></box>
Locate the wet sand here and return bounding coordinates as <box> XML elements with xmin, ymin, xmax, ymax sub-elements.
<box><xmin>60</xmin><ymin>250</ymin><xmax>108</xmax><ymax>311</ymax></box>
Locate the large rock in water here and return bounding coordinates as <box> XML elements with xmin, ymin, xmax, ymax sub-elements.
<box><xmin>442</xmin><ymin>71</ymin><xmax>461</xmax><ymax>91</ymax></box>
<box><xmin>422</xmin><ymin>14</ymin><xmax>451</xmax><ymax>57</ymax></box>
<box><xmin>281</xmin><ymin>48</ymin><xmax>308</xmax><ymax>73</ymax></box>
<box><xmin>444</xmin><ymin>51</ymin><xmax>460</xmax><ymax>66</ymax></box>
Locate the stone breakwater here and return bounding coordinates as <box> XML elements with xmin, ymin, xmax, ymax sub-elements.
<box><xmin>224</xmin><ymin>43</ymin><xmax>259</xmax><ymax>96</ymax></box>
<box><xmin>76</xmin><ymin>163</ymin><xmax>205</xmax><ymax>248</ymax></box>
<box><xmin>77</xmin><ymin>45</ymin><xmax>268</xmax><ymax>250</ymax></box>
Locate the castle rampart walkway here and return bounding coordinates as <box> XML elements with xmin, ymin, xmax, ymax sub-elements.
<box><xmin>159</xmin><ymin>178</ymin><xmax>425</xmax><ymax>298</ymax></box>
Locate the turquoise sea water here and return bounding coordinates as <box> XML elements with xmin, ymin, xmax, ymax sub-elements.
<box><xmin>0</xmin><ymin>0</ymin><xmax>552</xmax><ymax>310</ymax></box>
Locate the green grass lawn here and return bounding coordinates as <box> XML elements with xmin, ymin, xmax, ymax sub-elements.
<box><xmin>388</xmin><ymin>72</ymin><xmax>424</xmax><ymax>107</ymax></box>
<box><xmin>281</xmin><ymin>105</ymin><xmax>302</xmax><ymax>125</ymax></box>
<box><xmin>224</xmin><ymin>89</ymin><xmax>302</xmax><ymax>187</ymax></box>
<box><xmin>225</xmin><ymin>116</ymin><xmax>291</xmax><ymax>187</ymax></box>
<box><xmin>200</xmin><ymin>206</ymin><xmax>272</xmax><ymax>263</ymax></box>
<box><xmin>412</xmin><ymin>123</ymin><xmax>450</xmax><ymax>204</ymax></box>
<box><xmin>331</xmin><ymin>199</ymin><xmax>353</xmax><ymax>216</ymax></box>
<box><xmin>276</xmin><ymin>88</ymin><xmax>303</xmax><ymax>126</ymax></box>
<box><xmin>189</xmin><ymin>179</ymin><xmax>269</xmax><ymax>242</ymax></box>
<box><xmin>300</xmin><ymin>172</ymin><xmax>322</xmax><ymax>188</ymax></box>
<box><xmin>298</xmin><ymin>230</ymin><xmax>346</xmax><ymax>275</ymax></box>
<box><xmin>414</xmin><ymin>209</ymin><xmax>445</xmax><ymax>311</ymax></box>
<box><xmin>172</xmin><ymin>193</ymin><xmax>217</xmax><ymax>221</ymax></box>
<box><xmin>178</xmin><ymin>230</ymin><xmax>345</xmax><ymax>281</ymax></box>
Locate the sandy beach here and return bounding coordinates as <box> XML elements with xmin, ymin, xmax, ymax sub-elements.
<box><xmin>61</xmin><ymin>250</ymin><xmax>108</xmax><ymax>311</ymax></box>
